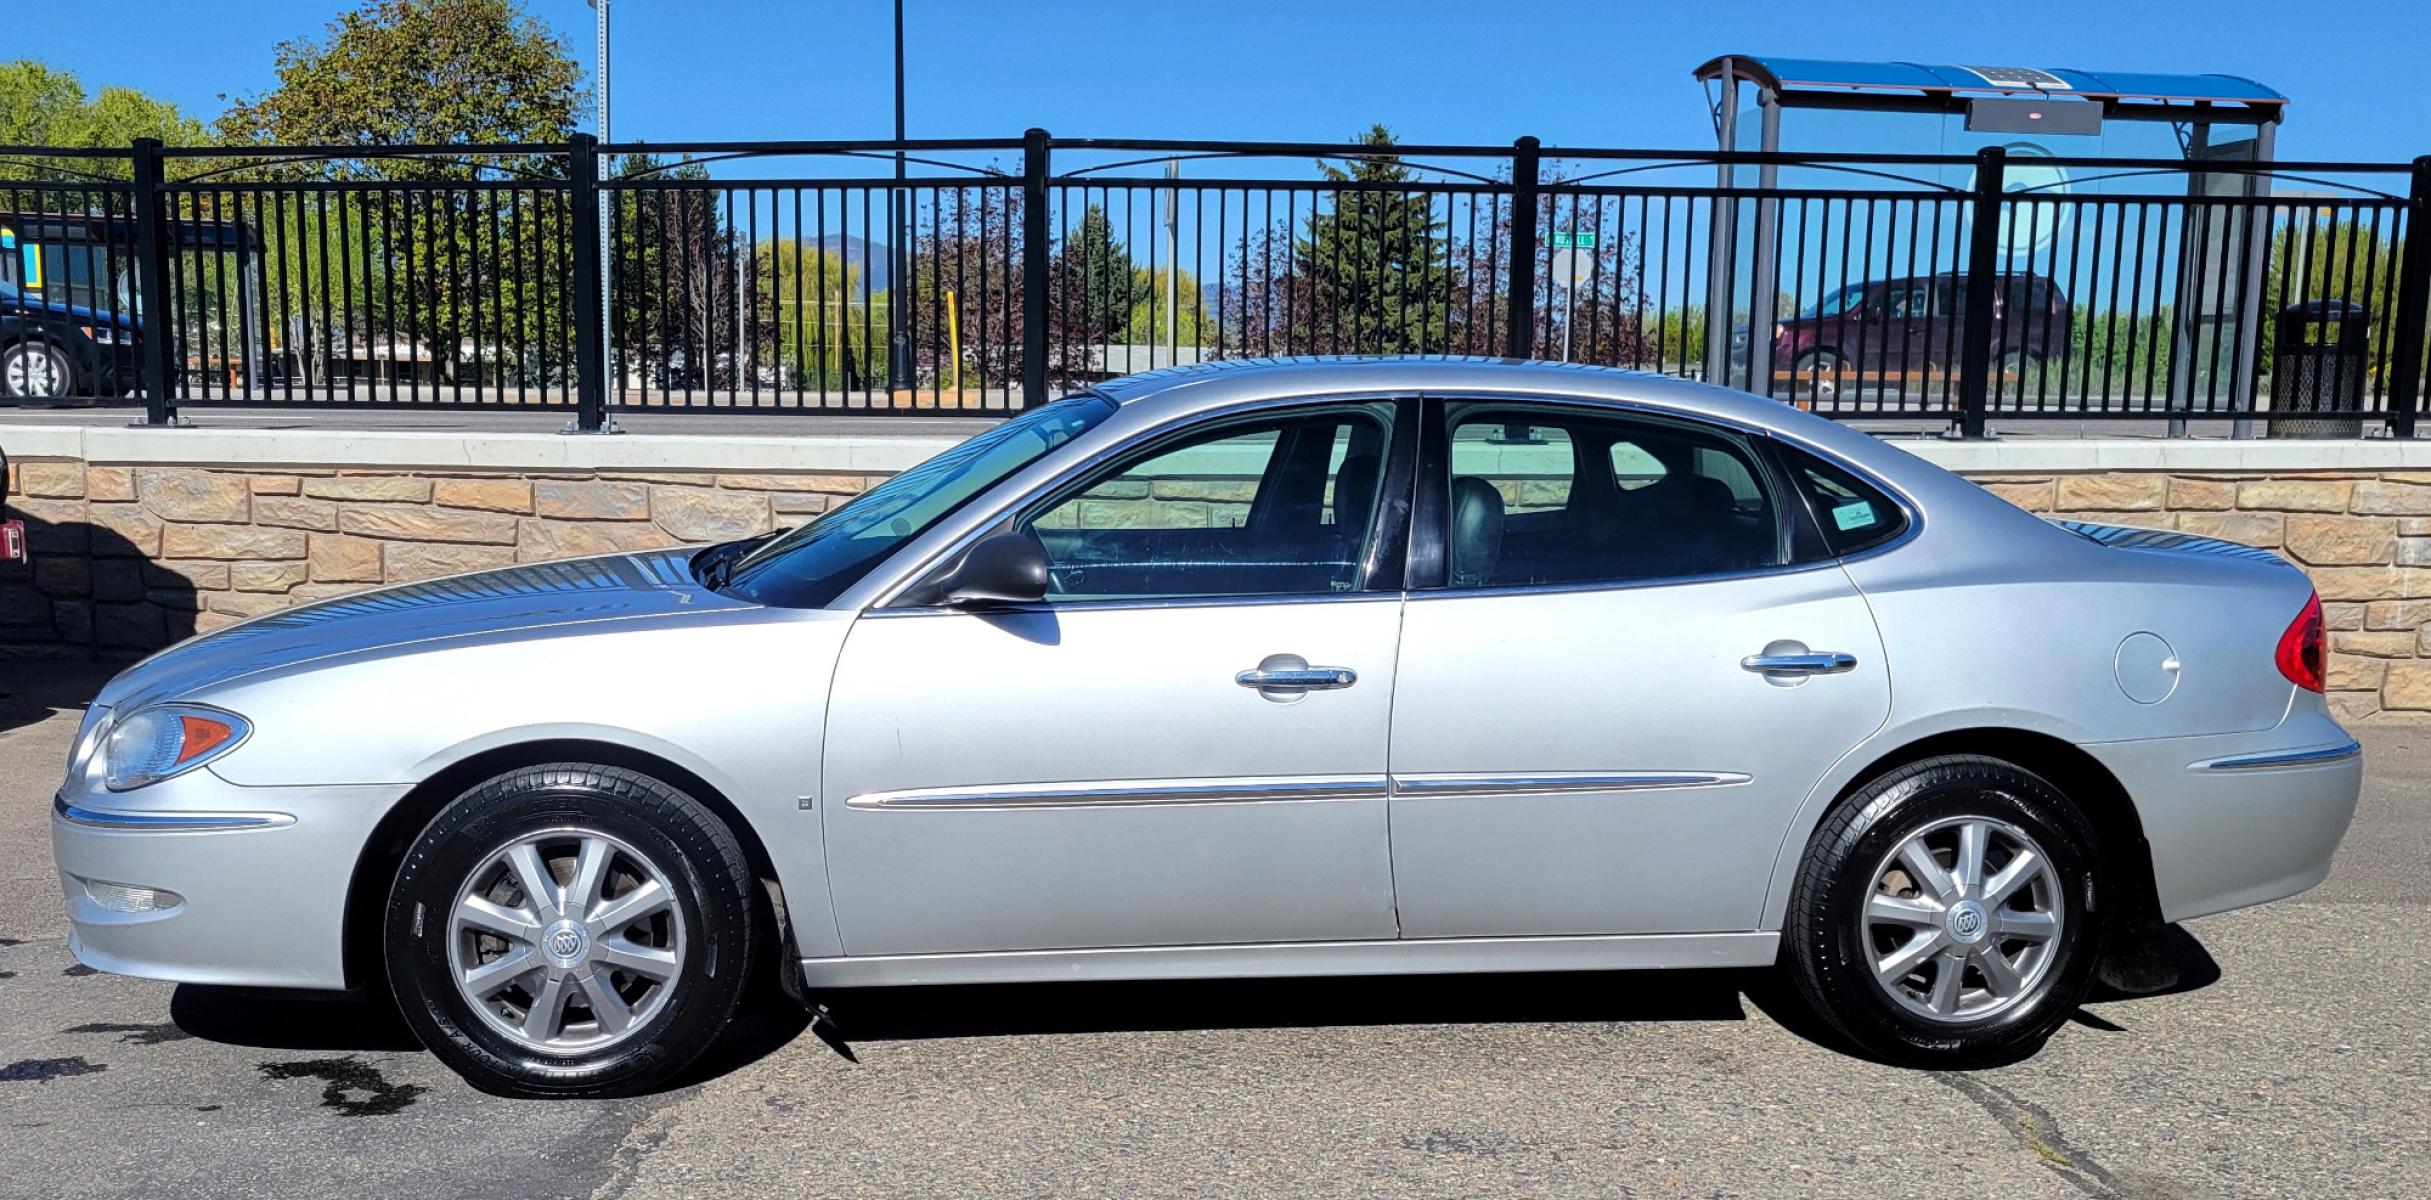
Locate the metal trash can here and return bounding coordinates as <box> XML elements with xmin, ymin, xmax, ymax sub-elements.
<box><xmin>2268</xmin><ymin>300</ymin><xmax>2371</xmax><ymax>438</ymax></box>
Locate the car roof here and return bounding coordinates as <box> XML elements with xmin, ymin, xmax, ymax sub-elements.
<box><xmin>1093</xmin><ymin>355</ymin><xmax>1800</xmax><ymax>429</ymax></box>
<box><xmin>1083</xmin><ymin>354</ymin><xmax>2009</xmax><ymax>520</ymax></box>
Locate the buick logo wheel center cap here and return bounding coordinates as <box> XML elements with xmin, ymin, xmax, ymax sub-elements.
<box><xmin>542</xmin><ymin>919</ymin><xmax>589</xmax><ymax>967</ymax></box>
<box><xmin>1946</xmin><ymin>900</ymin><xmax>1990</xmax><ymax>944</ymax></box>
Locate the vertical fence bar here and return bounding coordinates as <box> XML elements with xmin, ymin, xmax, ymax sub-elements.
<box><xmin>2386</xmin><ymin>157</ymin><xmax>2431</xmax><ymax>439</ymax></box>
<box><xmin>1021</xmin><ymin>128</ymin><xmax>1050</xmax><ymax>408</ymax></box>
<box><xmin>129</xmin><ymin>138</ymin><xmax>177</xmax><ymax>425</ymax></box>
<box><xmin>567</xmin><ymin>135</ymin><xmax>607</xmax><ymax>431</ymax></box>
<box><xmin>1506</xmin><ymin>137</ymin><xmax>1540</xmax><ymax>359</ymax></box>
<box><xmin>1954</xmin><ymin>146</ymin><xmax>2006</xmax><ymax>439</ymax></box>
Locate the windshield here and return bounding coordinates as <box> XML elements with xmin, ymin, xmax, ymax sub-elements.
<box><xmin>1801</xmin><ymin>283</ymin><xmax>1872</xmax><ymax>319</ymax></box>
<box><xmin>722</xmin><ymin>394</ymin><xmax>1115</xmax><ymax>608</ymax></box>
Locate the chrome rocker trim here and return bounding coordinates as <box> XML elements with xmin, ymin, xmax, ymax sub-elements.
<box><xmin>800</xmin><ymin>931</ymin><xmax>1783</xmax><ymax>988</ymax></box>
<box><xmin>2189</xmin><ymin>740</ymin><xmax>2363</xmax><ymax>773</ymax></box>
<box><xmin>53</xmin><ymin>796</ymin><xmax>294</xmax><ymax>832</ymax></box>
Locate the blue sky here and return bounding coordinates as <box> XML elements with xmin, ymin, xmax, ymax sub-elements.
<box><xmin>17</xmin><ymin>0</ymin><xmax>2427</xmax><ymax>162</ymax></box>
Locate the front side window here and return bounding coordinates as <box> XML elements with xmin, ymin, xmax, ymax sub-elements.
<box><xmin>725</xmin><ymin>394</ymin><xmax>1114</xmax><ymax>607</ymax></box>
<box><xmin>1019</xmin><ymin>404</ymin><xmax>1394</xmax><ymax>602</ymax></box>
<box><xmin>1443</xmin><ymin>406</ymin><xmax>1783</xmax><ymax>589</ymax></box>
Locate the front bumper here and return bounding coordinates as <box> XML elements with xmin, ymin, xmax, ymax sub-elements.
<box><xmin>51</xmin><ymin>769</ymin><xmax>409</xmax><ymax>989</ymax></box>
<box><xmin>2088</xmin><ymin>713</ymin><xmax>2364</xmax><ymax>924</ymax></box>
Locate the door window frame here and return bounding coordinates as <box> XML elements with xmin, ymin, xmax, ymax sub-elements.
<box><xmin>877</xmin><ymin>394</ymin><xmax>1422</xmax><ymax>613</ymax></box>
<box><xmin>1409</xmin><ymin>394</ymin><xmax>1892</xmax><ymax>596</ymax></box>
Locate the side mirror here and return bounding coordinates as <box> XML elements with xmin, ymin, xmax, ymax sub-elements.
<box><xmin>928</xmin><ymin>531</ymin><xmax>1050</xmax><ymax>608</ymax></box>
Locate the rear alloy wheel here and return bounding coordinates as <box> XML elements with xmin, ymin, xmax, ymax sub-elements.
<box><xmin>2</xmin><ymin>341</ymin><xmax>76</xmax><ymax>399</ymax></box>
<box><xmin>386</xmin><ymin>764</ymin><xmax>759</xmax><ymax>1098</ymax></box>
<box><xmin>1784</xmin><ymin>755</ymin><xmax>2100</xmax><ymax>1068</ymax></box>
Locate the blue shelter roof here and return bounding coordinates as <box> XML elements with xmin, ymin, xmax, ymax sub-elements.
<box><xmin>1693</xmin><ymin>56</ymin><xmax>2284</xmax><ymax>108</ymax></box>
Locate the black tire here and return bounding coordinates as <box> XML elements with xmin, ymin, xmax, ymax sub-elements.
<box><xmin>1783</xmin><ymin>755</ymin><xmax>2102</xmax><ymax>1069</ymax></box>
<box><xmin>384</xmin><ymin>763</ymin><xmax>759</xmax><ymax>1098</ymax></box>
<box><xmin>3</xmin><ymin>340</ymin><xmax>78</xmax><ymax>399</ymax></box>
<box><xmin>1792</xmin><ymin>349</ymin><xmax>1846</xmax><ymax>401</ymax></box>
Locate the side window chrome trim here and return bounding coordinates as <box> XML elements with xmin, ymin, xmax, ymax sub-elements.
<box><xmin>1414</xmin><ymin>389</ymin><xmax>1926</xmax><ymax>569</ymax></box>
<box><xmin>1406</xmin><ymin>557</ymin><xmax>1848</xmax><ymax>603</ymax></box>
<box><xmin>864</xmin><ymin>591</ymin><xmax>1405</xmax><ymax>619</ymax></box>
<box><xmin>869</xmin><ymin>391</ymin><xmax>1417</xmax><ymax>611</ymax></box>
<box><xmin>1428</xmin><ymin>394</ymin><xmax>1809</xmax><ymax>596</ymax></box>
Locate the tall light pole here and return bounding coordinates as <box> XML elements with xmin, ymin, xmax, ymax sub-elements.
<box><xmin>885</xmin><ymin>0</ymin><xmax>910</xmax><ymax>393</ymax></box>
<box><xmin>589</xmin><ymin>0</ymin><xmax>614</xmax><ymax>406</ymax></box>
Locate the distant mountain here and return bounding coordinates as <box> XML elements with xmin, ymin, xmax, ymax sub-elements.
<box><xmin>816</xmin><ymin>234</ymin><xmax>890</xmax><ymax>293</ymax></box>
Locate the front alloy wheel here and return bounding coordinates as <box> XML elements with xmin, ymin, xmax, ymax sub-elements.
<box><xmin>387</xmin><ymin>763</ymin><xmax>759</xmax><ymax>1098</ymax></box>
<box><xmin>448</xmin><ymin>828</ymin><xmax>687</xmax><ymax>1055</ymax></box>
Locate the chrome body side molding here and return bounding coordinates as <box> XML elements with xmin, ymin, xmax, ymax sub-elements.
<box><xmin>1389</xmin><ymin>771</ymin><xmax>1753</xmax><ymax>798</ymax></box>
<box><xmin>2190</xmin><ymin>739</ymin><xmax>2363</xmax><ymax>772</ymax></box>
<box><xmin>847</xmin><ymin>771</ymin><xmax>1753</xmax><ymax>811</ymax></box>
<box><xmin>801</xmin><ymin>931</ymin><xmax>1782</xmax><ymax>988</ymax></box>
<box><xmin>52</xmin><ymin>796</ymin><xmax>293</xmax><ymax>833</ymax></box>
<box><xmin>845</xmin><ymin>775</ymin><xmax>1391</xmax><ymax>811</ymax></box>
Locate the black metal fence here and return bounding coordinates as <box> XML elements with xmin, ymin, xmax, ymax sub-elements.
<box><xmin>2</xmin><ymin>133</ymin><xmax>2425</xmax><ymax>437</ymax></box>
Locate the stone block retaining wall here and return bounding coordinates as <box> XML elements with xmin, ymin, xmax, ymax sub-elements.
<box><xmin>8</xmin><ymin>429</ymin><xmax>2431</xmax><ymax>722</ymax></box>
<box><xmin>1970</xmin><ymin>468</ymin><xmax>2431</xmax><ymax>722</ymax></box>
<box><xmin>2</xmin><ymin>460</ymin><xmax>879</xmax><ymax>652</ymax></box>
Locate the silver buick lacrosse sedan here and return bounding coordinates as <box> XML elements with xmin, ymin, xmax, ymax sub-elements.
<box><xmin>54</xmin><ymin>357</ymin><xmax>2360</xmax><ymax>1096</ymax></box>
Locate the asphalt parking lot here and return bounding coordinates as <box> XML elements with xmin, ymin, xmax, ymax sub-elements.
<box><xmin>3</xmin><ymin>662</ymin><xmax>2425</xmax><ymax>1199</ymax></box>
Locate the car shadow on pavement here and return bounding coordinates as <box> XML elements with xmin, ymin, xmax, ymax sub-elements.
<box><xmin>0</xmin><ymin>655</ymin><xmax>114</xmax><ymax>738</ymax></box>
<box><xmin>810</xmin><ymin>967</ymin><xmax>1762</xmax><ymax>1048</ymax></box>
<box><xmin>166</xmin><ymin>981</ymin><xmax>815</xmax><ymax>1089</ymax></box>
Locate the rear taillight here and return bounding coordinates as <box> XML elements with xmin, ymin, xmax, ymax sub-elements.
<box><xmin>2275</xmin><ymin>593</ymin><xmax>2326</xmax><ymax>693</ymax></box>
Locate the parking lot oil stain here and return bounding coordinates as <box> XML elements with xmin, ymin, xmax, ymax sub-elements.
<box><xmin>258</xmin><ymin>1057</ymin><xmax>427</xmax><ymax>1117</ymax></box>
<box><xmin>1</xmin><ymin>1056</ymin><xmax>107</xmax><ymax>1084</ymax></box>
<box><xmin>0</xmin><ymin>936</ymin><xmax>22</xmax><ymax>946</ymax></box>
<box><xmin>61</xmin><ymin>964</ymin><xmax>96</xmax><ymax>977</ymax></box>
<box><xmin>66</xmin><ymin>1022</ymin><xmax>191</xmax><ymax>1046</ymax></box>
<box><xmin>0</xmin><ymin>971</ymin><xmax>15</xmax><ymax>981</ymax></box>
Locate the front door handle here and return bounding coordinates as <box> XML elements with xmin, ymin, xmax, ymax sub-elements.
<box><xmin>1742</xmin><ymin>650</ymin><xmax>1857</xmax><ymax>676</ymax></box>
<box><xmin>1237</xmin><ymin>653</ymin><xmax>1356</xmax><ymax>700</ymax></box>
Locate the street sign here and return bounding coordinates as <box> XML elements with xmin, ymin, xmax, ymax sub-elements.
<box><xmin>1548</xmin><ymin>230</ymin><xmax>1598</xmax><ymax>249</ymax></box>
<box><xmin>1549</xmin><ymin>247</ymin><xmax>1594</xmax><ymax>288</ymax></box>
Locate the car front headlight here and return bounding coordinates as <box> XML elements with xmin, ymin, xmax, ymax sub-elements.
<box><xmin>100</xmin><ymin>704</ymin><xmax>250</xmax><ymax>791</ymax></box>
<box><xmin>79</xmin><ymin>324</ymin><xmax>128</xmax><ymax>345</ymax></box>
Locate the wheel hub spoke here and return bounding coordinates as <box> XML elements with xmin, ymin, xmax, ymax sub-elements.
<box><xmin>447</xmin><ymin>827</ymin><xmax>687</xmax><ymax>1057</ymax></box>
<box><xmin>1863</xmin><ymin>814</ymin><xmax>2064</xmax><ymax>1025</ymax></box>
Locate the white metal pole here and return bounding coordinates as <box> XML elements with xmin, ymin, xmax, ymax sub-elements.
<box><xmin>593</xmin><ymin>0</ymin><xmax>614</xmax><ymax>395</ymax></box>
<box><xmin>1561</xmin><ymin>280</ymin><xmax>1575</xmax><ymax>363</ymax></box>
<box><xmin>1164</xmin><ymin>158</ymin><xmax>1179</xmax><ymax>364</ymax></box>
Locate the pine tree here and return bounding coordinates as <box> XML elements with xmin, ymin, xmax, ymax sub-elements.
<box><xmin>1290</xmin><ymin>124</ymin><xmax>1457</xmax><ymax>354</ymax></box>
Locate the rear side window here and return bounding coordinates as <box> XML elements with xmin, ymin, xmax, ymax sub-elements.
<box><xmin>1782</xmin><ymin>447</ymin><xmax>1909</xmax><ymax>556</ymax></box>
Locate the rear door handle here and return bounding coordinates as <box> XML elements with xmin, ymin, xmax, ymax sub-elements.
<box><xmin>1238</xmin><ymin>653</ymin><xmax>1356</xmax><ymax>698</ymax></box>
<box><xmin>1741</xmin><ymin>651</ymin><xmax>1857</xmax><ymax>676</ymax></box>
<box><xmin>1237</xmin><ymin>668</ymin><xmax>1357</xmax><ymax>690</ymax></box>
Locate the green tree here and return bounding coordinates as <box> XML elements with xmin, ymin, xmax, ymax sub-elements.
<box><xmin>1240</xmin><ymin>124</ymin><xmax>1461</xmax><ymax>355</ymax></box>
<box><xmin>757</xmin><ymin>236</ymin><xmax>873</xmax><ymax>390</ymax></box>
<box><xmin>216</xmin><ymin>0</ymin><xmax>583</xmax><ymax>176</ymax></box>
<box><xmin>213</xmin><ymin>0</ymin><xmax>587</xmax><ymax>390</ymax></box>
<box><xmin>0</xmin><ymin>60</ymin><xmax>206</xmax><ymax>179</ymax></box>
<box><xmin>1051</xmin><ymin>204</ymin><xmax>1141</xmax><ymax>345</ymax></box>
<box><xmin>1122</xmin><ymin>266</ymin><xmax>1209</xmax><ymax>348</ymax></box>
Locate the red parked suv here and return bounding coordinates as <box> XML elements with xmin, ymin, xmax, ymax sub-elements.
<box><xmin>1759</xmin><ymin>272</ymin><xmax>2068</xmax><ymax>400</ymax></box>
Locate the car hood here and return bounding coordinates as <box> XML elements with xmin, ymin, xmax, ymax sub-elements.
<box><xmin>99</xmin><ymin>549</ymin><xmax>759</xmax><ymax>711</ymax></box>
